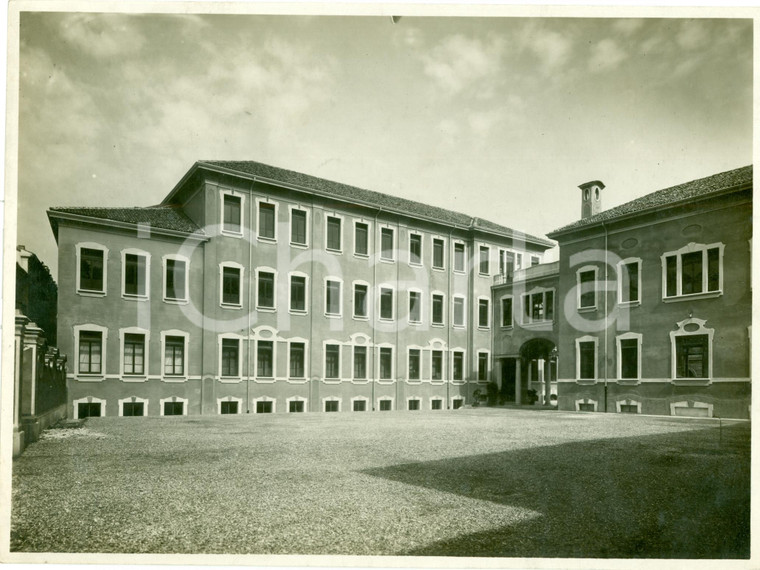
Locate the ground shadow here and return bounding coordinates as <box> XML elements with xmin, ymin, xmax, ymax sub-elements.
<box><xmin>360</xmin><ymin>421</ymin><xmax>750</xmax><ymax>558</ymax></box>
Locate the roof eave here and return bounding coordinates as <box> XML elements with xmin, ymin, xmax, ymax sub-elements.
<box><xmin>47</xmin><ymin>210</ymin><xmax>209</xmax><ymax>242</ymax></box>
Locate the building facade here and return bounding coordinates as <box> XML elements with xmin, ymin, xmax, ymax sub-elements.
<box><xmin>490</xmin><ymin>165</ymin><xmax>752</xmax><ymax>419</ymax></box>
<box><xmin>48</xmin><ymin>160</ymin><xmax>552</xmax><ymax>418</ymax></box>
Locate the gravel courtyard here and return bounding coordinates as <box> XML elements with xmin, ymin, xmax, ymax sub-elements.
<box><xmin>11</xmin><ymin>408</ymin><xmax>750</xmax><ymax>558</ymax></box>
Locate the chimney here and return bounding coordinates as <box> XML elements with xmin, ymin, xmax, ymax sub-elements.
<box><xmin>16</xmin><ymin>245</ymin><xmax>32</xmax><ymax>273</ymax></box>
<box><xmin>578</xmin><ymin>180</ymin><xmax>604</xmax><ymax>219</ymax></box>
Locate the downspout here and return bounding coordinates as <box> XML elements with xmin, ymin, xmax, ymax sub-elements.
<box><xmin>372</xmin><ymin>208</ymin><xmax>383</xmax><ymax>410</ymax></box>
<box><xmin>602</xmin><ymin>221</ymin><xmax>609</xmax><ymax>413</ymax></box>
<box><xmin>246</xmin><ymin>179</ymin><xmax>257</xmax><ymax>412</ymax></box>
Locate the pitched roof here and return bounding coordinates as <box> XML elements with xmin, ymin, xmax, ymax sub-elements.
<box><xmin>190</xmin><ymin>160</ymin><xmax>553</xmax><ymax>247</ymax></box>
<box><xmin>548</xmin><ymin>165</ymin><xmax>752</xmax><ymax>237</ymax></box>
<box><xmin>47</xmin><ymin>206</ymin><xmax>203</xmax><ymax>237</ymax></box>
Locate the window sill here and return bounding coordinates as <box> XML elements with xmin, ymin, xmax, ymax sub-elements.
<box><xmin>408</xmin><ymin>261</ymin><xmax>423</xmax><ymax>268</ymax></box>
<box><xmin>289</xmin><ymin>309</ymin><xmax>308</xmax><ymax>316</ymax></box>
<box><xmin>219</xmin><ymin>377</ymin><xmax>243</xmax><ymax>383</ymax></box>
<box><xmin>453</xmin><ymin>269</ymin><xmax>466</xmax><ymax>275</ymax></box>
<box><xmin>618</xmin><ymin>300</ymin><xmax>641</xmax><ymax>308</ymax></box>
<box><xmin>325</xmin><ymin>248</ymin><xmax>343</xmax><ymax>255</ymax></box>
<box><xmin>478</xmin><ymin>273</ymin><xmax>490</xmax><ymax>278</ymax></box>
<box><xmin>162</xmin><ymin>376</ymin><xmax>187</xmax><ymax>383</ymax></box>
<box><xmin>501</xmin><ymin>325</ymin><xmax>514</xmax><ymax>330</ymax></box>
<box><xmin>257</xmin><ymin>236</ymin><xmax>277</xmax><ymax>244</ymax></box>
<box><xmin>408</xmin><ymin>320</ymin><xmax>422</xmax><ymax>326</ymax></box>
<box><xmin>325</xmin><ymin>313</ymin><xmax>343</xmax><ymax>319</ymax></box>
<box><xmin>379</xmin><ymin>317</ymin><xmax>395</xmax><ymax>323</ymax></box>
<box><xmin>431</xmin><ymin>323</ymin><xmax>445</xmax><ymax>328</ymax></box>
<box><xmin>577</xmin><ymin>306</ymin><xmax>597</xmax><ymax>314</ymax></box>
<box><xmin>257</xmin><ymin>306</ymin><xmax>276</xmax><ymax>312</ymax></box>
<box><xmin>353</xmin><ymin>315</ymin><xmax>369</xmax><ymax>321</ymax></box>
<box><xmin>663</xmin><ymin>291</ymin><xmax>722</xmax><ymax>303</ymax></box>
<box><xmin>453</xmin><ymin>324</ymin><xmax>466</xmax><ymax>330</ymax></box>
<box><xmin>379</xmin><ymin>258</ymin><xmax>395</xmax><ymax>264</ymax></box>
<box><xmin>221</xmin><ymin>303</ymin><xmax>243</xmax><ymax>310</ymax></box>
<box><xmin>287</xmin><ymin>377</ymin><xmax>308</xmax><ymax>384</ymax></box>
<box><xmin>354</xmin><ymin>252</ymin><xmax>370</xmax><ymax>259</ymax></box>
<box><xmin>290</xmin><ymin>242</ymin><xmax>309</xmax><ymax>249</ymax></box>
<box><xmin>76</xmin><ymin>375</ymin><xmax>104</xmax><ymax>382</ymax></box>
<box><xmin>122</xmin><ymin>294</ymin><xmax>149</xmax><ymax>302</ymax></box>
<box><xmin>432</xmin><ymin>266</ymin><xmax>446</xmax><ymax>272</ymax></box>
<box><xmin>163</xmin><ymin>298</ymin><xmax>189</xmax><ymax>305</ymax></box>
<box><xmin>477</xmin><ymin>326</ymin><xmax>491</xmax><ymax>332</ymax></box>
<box><xmin>77</xmin><ymin>290</ymin><xmax>106</xmax><ymax>298</ymax></box>
<box><xmin>521</xmin><ymin>320</ymin><xmax>554</xmax><ymax>329</ymax></box>
<box><xmin>351</xmin><ymin>378</ymin><xmax>370</xmax><ymax>384</ymax></box>
<box><xmin>616</xmin><ymin>378</ymin><xmax>641</xmax><ymax>386</ymax></box>
<box><xmin>576</xmin><ymin>378</ymin><xmax>597</xmax><ymax>385</ymax></box>
<box><xmin>122</xmin><ymin>375</ymin><xmax>147</xmax><ymax>382</ymax></box>
<box><xmin>221</xmin><ymin>230</ymin><xmax>243</xmax><ymax>238</ymax></box>
<box><xmin>671</xmin><ymin>378</ymin><xmax>712</xmax><ymax>386</ymax></box>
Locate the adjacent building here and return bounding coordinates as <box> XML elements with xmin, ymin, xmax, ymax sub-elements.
<box><xmin>48</xmin><ymin>160</ymin><xmax>552</xmax><ymax>418</ymax></box>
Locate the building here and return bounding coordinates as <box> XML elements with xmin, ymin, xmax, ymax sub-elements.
<box><xmin>47</xmin><ymin>160</ymin><xmax>553</xmax><ymax>418</ymax></box>
<box><xmin>492</xmin><ymin>165</ymin><xmax>752</xmax><ymax>419</ymax></box>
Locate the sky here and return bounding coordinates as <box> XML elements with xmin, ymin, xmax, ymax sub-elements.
<box><xmin>15</xmin><ymin>11</ymin><xmax>753</xmax><ymax>278</ymax></box>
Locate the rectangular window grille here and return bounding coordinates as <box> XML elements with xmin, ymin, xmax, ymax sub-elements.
<box><xmin>80</xmin><ymin>248</ymin><xmax>104</xmax><ymax>292</ymax></box>
<box><xmin>164</xmin><ymin>336</ymin><xmax>185</xmax><ymax>376</ymax></box>
<box><xmin>325</xmin><ymin>345</ymin><xmax>340</xmax><ymax>379</ymax></box>
<box><xmin>291</xmin><ymin>209</ymin><xmax>307</xmax><ymax>245</ymax></box>
<box><xmin>79</xmin><ymin>331</ymin><xmax>103</xmax><ymax>374</ymax></box>
<box><xmin>259</xmin><ymin>202</ymin><xmax>276</xmax><ymax>239</ymax></box>
<box><xmin>289</xmin><ymin>343</ymin><xmax>305</xmax><ymax>378</ymax></box>
<box><xmin>354</xmin><ymin>222</ymin><xmax>368</xmax><ymax>255</ymax></box>
<box><xmin>123</xmin><ymin>333</ymin><xmax>144</xmax><ymax>375</ymax></box>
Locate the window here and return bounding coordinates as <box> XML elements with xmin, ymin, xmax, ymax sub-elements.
<box><xmin>381</xmin><ymin>228</ymin><xmax>394</xmax><ymax>261</ymax></box>
<box><xmin>516</xmin><ymin>253</ymin><xmax>523</xmax><ymax>269</ymax></box>
<box><xmin>289</xmin><ymin>342</ymin><xmax>305</xmax><ymax>378</ymax></box>
<box><xmin>675</xmin><ymin>335</ymin><xmax>709</xmax><ymax>378</ymax></box>
<box><xmin>289</xmin><ymin>400</ymin><xmax>305</xmax><ymax>413</ymax></box>
<box><xmin>258</xmin><ymin>202</ymin><xmax>276</xmax><ymax>240</ymax></box>
<box><xmin>326</xmin><ymin>279</ymin><xmax>342</xmax><ymax>316</ymax></box>
<box><xmin>257</xmin><ymin>341</ymin><xmax>274</xmax><ymax>378</ymax></box>
<box><xmin>123</xmin><ymin>333</ymin><xmax>145</xmax><ymax>375</ymax></box>
<box><xmin>325</xmin><ymin>344</ymin><xmax>340</xmax><ymax>379</ymax></box>
<box><xmin>619</xmin><ymin>338</ymin><xmax>639</xmax><ymax>379</ymax></box>
<box><xmin>431</xmin><ymin>399</ymin><xmax>443</xmax><ymax>410</ymax></box>
<box><xmin>256</xmin><ymin>401</ymin><xmax>273</xmax><ymax>414</ymax></box>
<box><xmin>221</xmin><ymin>338</ymin><xmax>239</xmax><ymax>377</ymax></box>
<box><xmin>663</xmin><ymin>243</ymin><xmax>723</xmax><ymax>299</ymax></box>
<box><xmin>531</xmin><ymin>255</ymin><xmax>540</xmax><ymax>267</ymax></box>
<box><xmin>223</xmin><ymin>194</ymin><xmax>242</xmax><ymax>234</ymax></box>
<box><xmin>354</xmin><ymin>222</ymin><xmax>369</xmax><ymax>256</ymax></box>
<box><xmin>379</xmin><ymin>399</ymin><xmax>392</xmax><ymax>411</ymax></box>
<box><xmin>222</xmin><ymin>265</ymin><xmax>242</xmax><ymax>306</ymax></box>
<box><xmin>453</xmin><ymin>296</ymin><xmax>465</xmax><ymax>327</ymax></box>
<box><xmin>257</xmin><ymin>270</ymin><xmax>275</xmax><ymax>309</ymax></box>
<box><xmin>432</xmin><ymin>293</ymin><xmax>444</xmax><ymax>326</ymax></box>
<box><xmin>290</xmin><ymin>209</ymin><xmax>307</xmax><ymax>245</ymax></box>
<box><xmin>408</xmin><ymin>399</ymin><xmax>420</xmax><ymax>411</ymax></box>
<box><xmin>618</xmin><ymin>259</ymin><xmax>641</xmax><ymax>305</ymax></box>
<box><xmin>478</xmin><ymin>299</ymin><xmax>490</xmax><ymax>328</ymax></box>
<box><xmin>620</xmin><ymin>404</ymin><xmax>639</xmax><ymax>414</ymax></box>
<box><xmin>353</xmin><ymin>283</ymin><xmax>368</xmax><ymax>318</ymax></box>
<box><xmin>576</xmin><ymin>338</ymin><xmax>597</xmax><ymax>380</ymax></box>
<box><xmin>453</xmin><ymin>351</ymin><xmax>464</xmax><ymax>381</ymax></box>
<box><xmin>379</xmin><ymin>347</ymin><xmax>393</xmax><ymax>380</ymax></box>
<box><xmin>122</xmin><ymin>402</ymin><xmax>144</xmax><ymax>416</ymax></box>
<box><xmin>432</xmin><ymin>350</ymin><xmax>443</xmax><ymax>380</ymax></box>
<box><xmin>502</xmin><ymin>251</ymin><xmax>515</xmax><ymax>274</ymax></box>
<box><xmin>326</xmin><ymin>216</ymin><xmax>342</xmax><ymax>251</ymax></box>
<box><xmin>353</xmin><ymin>346</ymin><xmax>367</xmax><ymax>379</ymax></box>
<box><xmin>408</xmin><ymin>349</ymin><xmax>421</xmax><ymax>380</ymax></box>
<box><xmin>164</xmin><ymin>257</ymin><xmax>187</xmax><ymax>302</ymax></box>
<box><xmin>380</xmin><ymin>287</ymin><xmax>394</xmax><ymax>320</ymax></box>
<box><xmin>79</xmin><ymin>331</ymin><xmax>103</xmax><ymax>374</ymax></box>
<box><xmin>432</xmin><ymin>238</ymin><xmax>444</xmax><ymax>269</ymax></box>
<box><xmin>164</xmin><ymin>336</ymin><xmax>185</xmax><ymax>376</ymax></box>
<box><xmin>290</xmin><ymin>275</ymin><xmax>307</xmax><ymax>312</ymax></box>
<box><xmin>578</xmin><ymin>268</ymin><xmax>597</xmax><ymax>309</ymax></box>
<box><xmin>325</xmin><ymin>400</ymin><xmax>339</xmax><ymax>412</ymax></box>
<box><xmin>123</xmin><ymin>253</ymin><xmax>147</xmax><ymax>297</ymax></box>
<box><xmin>162</xmin><ymin>398</ymin><xmax>187</xmax><ymax>416</ymax></box>
<box><xmin>221</xmin><ymin>401</ymin><xmax>238</xmax><ymax>414</ymax></box>
<box><xmin>352</xmin><ymin>399</ymin><xmax>367</xmax><ymax>412</ymax></box>
<box><xmin>409</xmin><ymin>233</ymin><xmax>422</xmax><ymax>265</ymax></box>
<box><xmin>479</xmin><ymin>246</ymin><xmax>490</xmax><ymax>275</ymax></box>
<box><xmin>408</xmin><ymin>291</ymin><xmax>421</xmax><ymax>323</ymax></box>
<box><xmin>78</xmin><ymin>402</ymin><xmax>102</xmax><ymax>418</ymax></box>
<box><xmin>454</xmin><ymin>242</ymin><xmax>465</xmax><ymax>272</ymax></box>
<box><xmin>501</xmin><ymin>297</ymin><xmax>513</xmax><ymax>327</ymax></box>
<box><xmin>522</xmin><ymin>290</ymin><xmax>554</xmax><ymax>323</ymax></box>
<box><xmin>80</xmin><ymin>247</ymin><xmax>105</xmax><ymax>293</ymax></box>
<box><xmin>478</xmin><ymin>352</ymin><xmax>488</xmax><ymax>381</ymax></box>
<box><xmin>452</xmin><ymin>398</ymin><xmax>464</xmax><ymax>410</ymax></box>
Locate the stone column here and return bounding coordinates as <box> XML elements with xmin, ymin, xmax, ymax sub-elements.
<box><xmin>543</xmin><ymin>358</ymin><xmax>551</xmax><ymax>406</ymax></box>
<box><xmin>515</xmin><ymin>358</ymin><xmax>522</xmax><ymax>405</ymax></box>
<box><xmin>14</xmin><ymin>313</ymin><xmax>28</xmax><ymax>456</ymax></box>
<box><xmin>21</xmin><ymin>321</ymin><xmax>45</xmax><ymax>418</ymax></box>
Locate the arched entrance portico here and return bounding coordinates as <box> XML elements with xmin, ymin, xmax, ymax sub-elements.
<box><xmin>498</xmin><ymin>338</ymin><xmax>557</xmax><ymax>405</ymax></box>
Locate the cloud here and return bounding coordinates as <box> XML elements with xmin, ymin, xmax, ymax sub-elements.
<box><xmin>519</xmin><ymin>25</ymin><xmax>573</xmax><ymax>73</ymax></box>
<box><xmin>58</xmin><ymin>13</ymin><xmax>146</xmax><ymax>58</ymax></box>
<box><xmin>588</xmin><ymin>38</ymin><xmax>628</xmax><ymax>72</ymax></box>
<box><xmin>612</xmin><ymin>19</ymin><xmax>644</xmax><ymax>36</ymax></box>
<box><xmin>676</xmin><ymin>21</ymin><xmax>709</xmax><ymax>50</ymax></box>
<box><xmin>420</xmin><ymin>34</ymin><xmax>506</xmax><ymax>96</ymax></box>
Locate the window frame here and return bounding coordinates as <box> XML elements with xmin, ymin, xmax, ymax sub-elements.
<box><xmin>119</xmin><ymin>326</ymin><xmax>150</xmax><ymax>379</ymax></box>
<box><xmin>575</xmin><ymin>335</ymin><xmax>598</xmax><ymax>382</ymax></box>
<box><xmin>431</xmin><ymin>349</ymin><xmax>444</xmax><ymax>381</ymax></box>
<box><xmin>407</xmin><ymin>288</ymin><xmax>423</xmax><ymax>324</ymax></box>
<box><xmin>353</xmin><ymin>220</ymin><xmax>370</xmax><ymax>257</ymax></box>
<box><xmin>380</xmin><ymin>225</ymin><xmax>396</xmax><ymax>262</ymax></box>
<box><xmin>477</xmin><ymin>350</ymin><xmax>489</xmax><ymax>382</ymax></box>
<box><xmin>478</xmin><ymin>244</ymin><xmax>490</xmax><ymax>276</ymax></box>
<box><xmin>378</xmin><ymin>284</ymin><xmax>395</xmax><ymax>322</ymax></box>
<box><xmin>669</xmin><ymin>317</ymin><xmax>714</xmax><ymax>383</ymax></box>
<box><xmin>255</xmin><ymin>267</ymin><xmax>278</xmax><ymax>311</ymax></box>
<box><xmin>407</xmin><ymin>347</ymin><xmax>422</xmax><ymax>381</ymax></box>
<box><xmin>219</xmin><ymin>262</ymin><xmax>245</xmax><ymax>308</ymax></box>
<box><xmin>287</xmin><ymin>338</ymin><xmax>308</xmax><ymax>380</ymax></box>
<box><xmin>352</xmin><ymin>280</ymin><xmax>370</xmax><ymax>320</ymax></box>
<box><xmin>432</xmin><ymin>237</ymin><xmax>446</xmax><ymax>270</ymax></box>
<box><xmin>76</xmin><ymin>242</ymin><xmax>109</xmax><ymax>297</ymax></box>
<box><xmin>288</xmin><ymin>271</ymin><xmax>309</xmax><ymax>314</ymax></box>
<box><xmin>218</xmin><ymin>396</ymin><xmax>243</xmax><ymax>415</ymax></box>
<box><xmin>325</xmin><ymin>213</ymin><xmax>344</xmax><ymax>253</ymax></box>
<box><xmin>617</xmin><ymin>257</ymin><xmax>642</xmax><ymax>307</ymax></box>
<box><xmin>477</xmin><ymin>296</ymin><xmax>490</xmax><ymax>329</ymax></box>
<box><xmin>616</xmin><ymin>332</ymin><xmax>642</xmax><ymax>382</ymax></box>
<box><xmin>161</xmin><ymin>330</ymin><xmax>189</xmax><ymax>381</ymax></box>
<box><xmin>218</xmin><ymin>334</ymin><xmax>244</xmax><ymax>380</ymax></box>
<box><xmin>352</xmin><ymin>344</ymin><xmax>368</xmax><ymax>380</ymax></box>
<box><xmin>500</xmin><ymin>295</ymin><xmax>514</xmax><ymax>328</ymax></box>
<box><xmin>252</xmin><ymin>396</ymin><xmax>277</xmax><ymax>414</ymax></box>
<box><xmin>74</xmin><ymin>324</ymin><xmax>108</xmax><ymax>378</ymax></box>
<box><xmin>324</xmin><ymin>342</ymin><xmax>342</xmax><ymax>380</ymax></box>
<box><xmin>325</xmin><ymin>277</ymin><xmax>343</xmax><ymax>318</ymax></box>
<box><xmin>521</xmin><ymin>288</ymin><xmax>555</xmax><ymax>325</ymax></box>
<box><xmin>451</xmin><ymin>349</ymin><xmax>466</xmax><ymax>383</ymax></box>
<box><xmin>254</xmin><ymin>339</ymin><xmax>276</xmax><ymax>380</ymax></box>
<box><xmin>256</xmin><ymin>197</ymin><xmax>278</xmax><ymax>242</ymax></box>
<box><xmin>408</xmin><ymin>231</ymin><xmax>423</xmax><ymax>266</ymax></box>
<box><xmin>453</xmin><ymin>241</ymin><xmax>466</xmax><ymax>274</ymax></box>
<box><xmin>452</xmin><ymin>294</ymin><xmax>466</xmax><ymax>328</ymax></box>
<box><xmin>162</xmin><ymin>254</ymin><xmax>190</xmax><ymax>304</ymax></box>
<box><xmin>73</xmin><ymin>396</ymin><xmax>106</xmax><ymax>419</ymax></box>
<box><xmin>431</xmin><ymin>291</ymin><xmax>445</xmax><ymax>327</ymax></box>
<box><xmin>323</xmin><ymin>397</ymin><xmax>342</xmax><ymax>412</ymax></box>
<box><xmin>118</xmin><ymin>396</ymin><xmax>148</xmax><ymax>417</ymax></box>
<box><xmin>351</xmin><ymin>396</ymin><xmax>369</xmax><ymax>412</ymax></box>
<box><xmin>377</xmin><ymin>344</ymin><xmax>394</xmax><ymax>381</ymax></box>
<box><xmin>661</xmin><ymin>242</ymin><xmax>725</xmax><ymax>302</ymax></box>
<box><xmin>220</xmin><ymin>190</ymin><xmax>245</xmax><ymax>237</ymax></box>
<box><xmin>286</xmin><ymin>396</ymin><xmax>308</xmax><ymax>413</ymax></box>
<box><xmin>121</xmin><ymin>248</ymin><xmax>150</xmax><ymax>300</ymax></box>
<box><xmin>289</xmin><ymin>205</ymin><xmax>309</xmax><ymax>247</ymax></box>
<box><xmin>577</xmin><ymin>265</ymin><xmax>599</xmax><ymax>311</ymax></box>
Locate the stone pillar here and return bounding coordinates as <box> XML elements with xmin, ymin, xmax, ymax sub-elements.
<box><xmin>21</xmin><ymin>321</ymin><xmax>45</xmax><ymax>444</ymax></box>
<box><xmin>14</xmin><ymin>313</ymin><xmax>29</xmax><ymax>457</ymax></box>
<box><xmin>543</xmin><ymin>358</ymin><xmax>551</xmax><ymax>406</ymax></box>
<box><xmin>515</xmin><ymin>358</ymin><xmax>522</xmax><ymax>405</ymax></box>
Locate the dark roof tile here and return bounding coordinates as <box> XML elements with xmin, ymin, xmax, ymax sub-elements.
<box><xmin>48</xmin><ymin>206</ymin><xmax>202</xmax><ymax>235</ymax></box>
